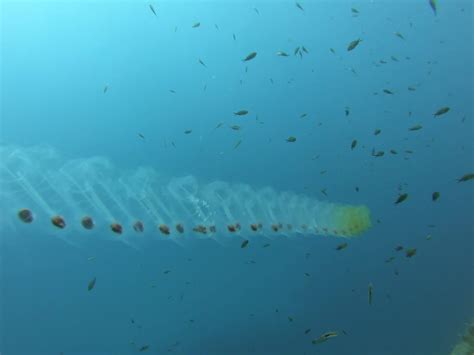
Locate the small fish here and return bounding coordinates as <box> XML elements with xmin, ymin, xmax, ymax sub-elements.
<box><xmin>103</xmin><ymin>84</ymin><xmax>108</xmax><ymax>93</ymax></box>
<box><xmin>372</xmin><ymin>150</ymin><xmax>384</xmax><ymax>157</ymax></box>
<box><xmin>230</xmin><ymin>125</ymin><xmax>241</xmax><ymax>131</ymax></box>
<box><xmin>243</xmin><ymin>52</ymin><xmax>257</xmax><ymax>61</ymax></box>
<box><xmin>374</xmin><ymin>128</ymin><xmax>381</xmax><ymax>135</ymax></box>
<box><xmin>351</xmin><ymin>139</ymin><xmax>357</xmax><ymax>150</ymax></box>
<box><xmin>391</xmin><ymin>56</ymin><xmax>399</xmax><ymax>62</ymax></box>
<box><xmin>345</xmin><ymin>107</ymin><xmax>350</xmax><ymax>116</ymax></box>
<box><xmin>405</xmin><ymin>248</ymin><xmax>417</xmax><ymax>258</ymax></box>
<box><xmin>432</xmin><ymin>192</ymin><xmax>440</xmax><ymax>201</ymax></box>
<box><xmin>355</xmin><ymin>186</ymin><xmax>359</xmax><ymax>192</ymax></box>
<box><xmin>312</xmin><ymin>331</ymin><xmax>339</xmax><ymax>345</ymax></box>
<box><xmin>336</xmin><ymin>242</ymin><xmax>348</xmax><ymax>251</ymax></box>
<box><xmin>426</xmin><ymin>234</ymin><xmax>432</xmax><ymax>240</ymax></box>
<box><xmin>149</xmin><ymin>4</ymin><xmax>157</xmax><ymax>16</ymax></box>
<box><xmin>383</xmin><ymin>89</ymin><xmax>394</xmax><ymax>95</ymax></box>
<box><xmin>286</xmin><ymin>136</ymin><xmax>297</xmax><ymax>143</ymax></box>
<box><xmin>138</xmin><ymin>133</ymin><xmax>145</xmax><ymax>139</ymax></box>
<box><xmin>347</xmin><ymin>38</ymin><xmax>362</xmax><ymax>51</ymax></box>
<box><xmin>241</xmin><ymin>240</ymin><xmax>249</xmax><ymax>248</ymax></box>
<box><xmin>233</xmin><ymin>139</ymin><xmax>242</xmax><ymax>149</ymax></box>
<box><xmin>294</xmin><ymin>46</ymin><xmax>301</xmax><ymax>55</ymax></box>
<box><xmin>395</xmin><ymin>193</ymin><xmax>408</xmax><ymax>204</ymax></box>
<box><xmin>351</xmin><ymin>7</ymin><xmax>359</xmax><ymax>14</ymax></box>
<box><xmin>304</xmin><ymin>272</ymin><xmax>311</xmax><ymax>277</ymax></box>
<box><xmin>184</xmin><ymin>129</ymin><xmax>192</xmax><ymax>134</ymax></box>
<box><xmin>192</xmin><ymin>22</ymin><xmax>200</xmax><ymax>28</ymax></box>
<box><xmin>330</xmin><ymin>48</ymin><xmax>336</xmax><ymax>54</ymax></box>
<box><xmin>288</xmin><ymin>316</ymin><xmax>294</xmax><ymax>322</ymax></box>
<box><xmin>320</xmin><ymin>188</ymin><xmax>327</xmax><ymax>197</ymax></box>
<box><xmin>368</xmin><ymin>282</ymin><xmax>373</xmax><ymax>305</ymax></box>
<box><xmin>385</xmin><ymin>256</ymin><xmax>396</xmax><ymax>263</ymax></box>
<box><xmin>305</xmin><ymin>329</ymin><xmax>311</xmax><ymax>334</ymax></box>
<box><xmin>163</xmin><ymin>270</ymin><xmax>171</xmax><ymax>274</ymax></box>
<box><xmin>234</xmin><ymin>110</ymin><xmax>248</xmax><ymax>116</ymax></box>
<box><xmin>263</xmin><ymin>243</ymin><xmax>271</xmax><ymax>248</ymax></box>
<box><xmin>214</xmin><ymin>24</ymin><xmax>219</xmax><ymax>30</ymax></box>
<box><xmin>394</xmin><ymin>32</ymin><xmax>405</xmax><ymax>40</ymax></box>
<box><xmin>429</xmin><ymin>0</ymin><xmax>438</xmax><ymax>15</ymax></box>
<box><xmin>276</xmin><ymin>51</ymin><xmax>289</xmax><ymax>57</ymax></box>
<box><xmin>295</xmin><ymin>2</ymin><xmax>304</xmax><ymax>11</ymax></box>
<box><xmin>139</xmin><ymin>345</ymin><xmax>150</xmax><ymax>352</ymax></box>
<box><xmin>87</xmin><ymin>277</ymin><xmax>96</xmax><ymax>291</ymax></box>
<box><xmin>408</xmin><ymin>86</ymin><xmax>417</xmax><ymax>91</ymax></box>
<box><xmin>169</xmin><ymin>89</ymin><xmax>176</xmax><ymax>93</ymax></box>
<box><xmin>233</xmin><ymin>33</ymin><xmax>236</xmax><ymax>41</ymax></box>
<box><xmin>302</xmin><ymin>46</ymin><xmax>309</xmax><ymax>54</ymax></box>
<box><xmin>395</xmin><ymin>246</ymin><xmax>404</xmax><ymax>251</ymax></box>
<box><xmin>254</xmin><ymin>7</ymin><xmax>259</xmax><ymax>14</ymax></box>
<box><xmin>300</xmin><ymin>113</ymin><xmax>308</xmax><ymax>118</ymax></box>
<box><xmin>198</xmin><ymin>59</ymin><xmax>207</xmax><ymax>68</ymax></box>
<box><xmin>408</xmin><ymin>124</ymin><xmax>423</xmax><ymax>131</ymax></box>
<box><xmin>433</xmin><ymin>107</ymin><xmax>450</xmax><ymax>117</ymax></box>
<box><xmin>457</xmin><ymin>173</ymin><xmax>474</xmax><ymax>182</ymax></box>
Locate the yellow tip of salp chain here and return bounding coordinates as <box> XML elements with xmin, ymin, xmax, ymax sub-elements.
<box><xmin>334</xmin><ymin>205</ymin><xmax>372</xmax><ymax>237</ymax></box>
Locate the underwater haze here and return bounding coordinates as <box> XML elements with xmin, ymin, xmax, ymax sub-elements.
<box><xmin>0</xmin><ymin>0</ymin><xmax>473</xmax><ymax>354</ymax></box>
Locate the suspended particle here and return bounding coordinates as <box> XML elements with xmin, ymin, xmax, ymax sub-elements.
<box><xmin>51</xmin><ymin>215</ymin><xmax>66</xmax><ymax>229</ymax></box>
<box><xmin>18</xmin><ymin>208</ymin><xmax>33</xmax><ymax>223</ymax></box>
<box><xmin>209</xmin><ymin>225</ymin><xmax>216</xmax><ymax>233</ymax></box>
<box><xmin>81</xmin><ymin>216</ymin><xmax>94</xmax><ymax>230</ymax></box>
<box><xmin>110</xmin><ymin>222</ymin><xmax>123</xmax><ymax>234</ymax></box>
<box><xmin>133</xmin><ymin>220</ymin><xmax>144</xmax><ymax>232</ymax></box>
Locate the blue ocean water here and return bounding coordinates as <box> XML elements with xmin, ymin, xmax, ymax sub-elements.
<box><xmin>0</xmin><ymin>1</ymin><xmax>473</xmax><ymax>354</ymax></box>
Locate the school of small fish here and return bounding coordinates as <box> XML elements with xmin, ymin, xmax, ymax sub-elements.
<box><xmin>77</xmin><ymin>1</ymin><xmax>472</xmax><ymax>351</ymax></box>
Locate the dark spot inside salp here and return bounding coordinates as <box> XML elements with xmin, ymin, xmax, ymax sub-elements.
<box><xmin>176</xmin><ymin>223</ymin><xmax>184</xmax><ymax>233</ymax></box>
<box><xmin>81</xmin><ymin>216</ymin><xmax>94</xmax><ymax>230</ymax></box>
<box><xmin>51</xmin><ymin>215</ymin><xmax>66</xmax><ymax>229</ymax></box>
<box><xmin>133</xmin><ymin>221</ymin><xmax>144</xmax><ymax>232</ymax></box>
<box><xmin>159</xmin><ymin>224</ymin><xmax>170</xmax><ymax>235</ymax></box>
<box><xmin>18</xmin><ymin>208</ymin><xmax>33</xmax><ymax>223</ymax></box>
<box><xmin>110</xmin><ymin>222</ymin><xmax>123</xmax><ymax>234</ymax></box>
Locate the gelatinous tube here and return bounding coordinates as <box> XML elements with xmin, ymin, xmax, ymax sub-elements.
<box><xmin>0</xmin><ymin>145</ymin><xmax>371</xmax><ymax>243</ymax></box>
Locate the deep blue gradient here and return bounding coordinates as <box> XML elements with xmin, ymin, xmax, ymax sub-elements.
<box><xmin>1</xmin><ymin>1</ymin><xmax>473</xmax><ymax>354</ymax></box>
